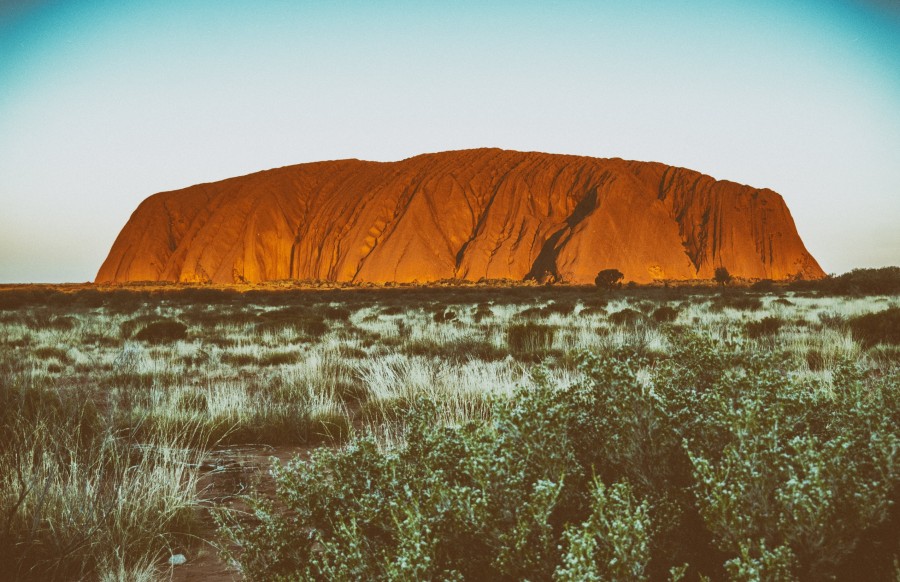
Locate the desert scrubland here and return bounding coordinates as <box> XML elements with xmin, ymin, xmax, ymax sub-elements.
<box><xmin>1</xmin><ymin>271</ymin><xmax>898</xmax><ymax>581</ymax></box>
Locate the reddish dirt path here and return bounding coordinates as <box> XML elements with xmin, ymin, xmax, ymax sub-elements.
<box><xmin>168</xmin><ymin>445</ymin><xmax>314</xmax><ymax>581</ymax></box>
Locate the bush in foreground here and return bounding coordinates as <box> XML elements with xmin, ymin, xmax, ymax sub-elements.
<box><xmin>218</xmin><ymin>335</ymin><xmax>899</xmax><ymax>581</ymax></box>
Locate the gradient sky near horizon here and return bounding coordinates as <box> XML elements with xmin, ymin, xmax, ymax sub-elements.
<box><xmin>1</xmin><ymin>0</ymin><xmax>898</xmax><ymax>282</ymax></box>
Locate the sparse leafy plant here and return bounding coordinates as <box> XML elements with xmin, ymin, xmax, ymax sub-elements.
<box><xmin>555</xmin><ymin>479</ymin><xmax>652</xmax><ymax>581</ymax></box>
<box><xmin>745</xmin><ymin>316</ymin><xmax>784</xmax><ymax>338</ymax></box>
<box><xmin>134</xmin><ymin>319</ymin><xmax>187</xmax><ymax>343</ymax></box>
<box><xmin>714</xmin><ymin>267</ymin><xmax>732</xmax><ymax>286</ymax></box>
<box><xmin>507</xmin><ymin>322</ymin><xmax>556</xmax><ymax>357</ymax></box>
<box><xmin>711</xmin><ymin>294</ymin><xmax>763</xmax><ymax>312</ymax></box>
<box><xmin>609</xmin><ymin>308</ymin><xmax>646</xmax><ymax>326</ymax></box>
<box><xmin>594</xmin><ymin>269</ymin><xmax>624</xmax><ymax>290</ymax></box>
<box><xmin>651</xmin><ymin>305</ymin><xmax>679</xmax><ymax>323</ymax></box>
<box><xmin>848</xmin><ymin>307</ymin><xmax>900</xmax><ymax>347</ymax></box>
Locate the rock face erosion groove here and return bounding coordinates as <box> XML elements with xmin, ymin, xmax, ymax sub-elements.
<box><xmin>96</xmin><ymin>149</ymin><xmax>825</xmax><ymax>284</ymax></box>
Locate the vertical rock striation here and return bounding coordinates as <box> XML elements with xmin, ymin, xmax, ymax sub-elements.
<box><xmin>96</xmin><ymin>148</ymin><xmax>824</xmax><ymax>284</ymax></box>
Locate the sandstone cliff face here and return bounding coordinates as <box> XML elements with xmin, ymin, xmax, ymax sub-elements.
<box><xmin>96</xmin><ymin>149</ymin><xmax>825</xmax><ymax>284</ymax></box>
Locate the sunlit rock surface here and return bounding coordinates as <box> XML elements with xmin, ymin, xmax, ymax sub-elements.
<box><xmin>97</xmin><ymin>148</ymin><xmax>825</xmax><ymax>284</ymax></box>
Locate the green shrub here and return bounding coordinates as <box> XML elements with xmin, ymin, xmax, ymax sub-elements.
<box><xmin>433</xmin><ymin>309</ymin><xmax>457</xmax><ymax>323</ymax></box>
<box><xmin>580</xmin><ymin>297</ymin><xmax>608</xmax><ymax>313</ymax></box>
<box><xmin>712</xmin><ymin>295</ymin><xmax>763</xmax><ymax>312</ymax></box>
<box><xmin>134</xmin><ymin>319</ymin><xmax>188</xmax><ymax>343</ymax></box>
<box><xmin>257</xmin><ymin>307</ymin><xmax>329</xmax><ymax>337</ymax></box>
<box><xmin>555</xmin><ymin>479</ymin><xmax>652</xmax><ymax>581</ymax></box>
<box><xmin>817</xmin><ymin>311</ymin><xmax>846</xmax><ymax>328</ymax></box>
<box><xmin>404</xmin><ymin>337</ymin><xmax>507</xmax><ymax>362</ymax></box>
<box><xmin>867</xmin><ymin>344</ymin><xmax>900</xmax><ymax>367</ymax></box>
<box><xmin>578</xmin><ymin>305</ymin><xmax>607</xmax><ymax>317</ymax></box>
<box><xmin>258</xmin><ymin>350</ymin><xmax>300</xmax><ymax>366</ymax></box>
<box><xmin>507</xmin><ymin>322</ymin><xmax>555</xmax><ymax>357</ymax></box>
<box><xmin>723</xmin><ymin>540</ymin><xmax>796</xmax><ymax>582</ymax></box>
<box><xmin>806</xmin><ymin>266</ymin><xmax>900</xmax><ymax>295</ymax></box>
<box><xmin>651</xmin><ymin>305</ymin><xmax>679</xmax><ymax>323</ymax></box>
<box><xmin>806</xmin><ymin>349</ymin><xmax>825</xmax><ymax>371</ymax></box>
<box><xmin>179</xmin><ymin>306</ymin><xmax>258</xmax><ymax>328</ymax></box>
<box><xmin>33</xmin><ymin>346</ymin><xmax>70</xmax><ymax>362</ymax></box>
<box><xmin>609</xmin><ymin>308</ymin><xmax>646</xmax><ymax>326</ymax></box>
<box><xmin>848</xmin><ymin>307</ymin><xmax>900</xmax><ymax>348</ymax></box>
<box><xmin>218</xmin><ymin>392</ymin><xmax>572</xmax><ymax>580</ymax></box>
<box><xmin>47</xmin><ymin>315</ymin><xmax>78</xmax><ymax>331</ymax></box>
<box><xmin>120</xmin><ymin>314</ymin><xmax>160</xmax><ymax>339</ymax></box>
<box><xmin>714</xmin><ymin>267</ymin><xmax>733</xmax><ymax>286</ymax></box>
<box><xmin>518</xmin><ymin>305</ymin><xmax>546</xmax><ymax>319</ymax></box>
<box><xmin>219</xmin><ymin>337</ymin><xmax>900</xmax><ymax>581</ymax></box>
<box><xmin>750</xmin><ymin>279</ymin><xmax>776</xmax><ymax>292</ymax></box>
<box><xmin>595</xmin><ymin>269</ymin><xmax>624</xmax><ymax>289</ymax></box>
<box><xmin>0</xmin><ymin>288</ymin><xmax>61</xmax><ymax>311</ymax></box>
<box><xmin>321</xmin><ymin>306</ymin><xmax>351</xmax><ymax>321</ymax></box>
<box><xmin>745</xmin><ymin>316</ymin><xmax>784</xmax><ymax>339</ymax></box>
<box><xmin>685</xmin><ymin>357</ymin><xmax>898</xmax><ymax>580</ymax></box>
<box><xmin>473</xmin><ymin>303</ymin><xmax>493</xmax><ymax>322</ymax></box>
<box><xmin>519</xmin><ymin>301</ymin><xmax>575</xmax><ymax>319</ymax></box>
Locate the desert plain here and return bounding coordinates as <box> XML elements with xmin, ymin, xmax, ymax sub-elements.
<box><xmin>1</xmin><ymin>272</ymin><xmax>898</xmax><ymax>581</ymax></box>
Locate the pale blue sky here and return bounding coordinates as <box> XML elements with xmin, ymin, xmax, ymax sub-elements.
<box><xmin>1</xmin><ymin>0</ymin><xmax>898</xmax><ymax>282</ymax></box>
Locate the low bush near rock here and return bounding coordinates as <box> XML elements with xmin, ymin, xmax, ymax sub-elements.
<box><xmin>609</xmin><ymin>308</ymin><xmax>646</xmax><ymax>326</ymax></box>
<box><xmin>507</xmin><ymin>322</ymin><xmax>555</xmax><ymax>357</ymax></box>
<box><xmin>848</xmin><ymin>307</ymin><xmax>900</xmax><ymax>347</ymax></box>
<box><xmin>745</xmin><ymin>316</ymin><xmax>784</xmax><ymax>339</ymax></box>
<box><xmin>712</xmin><ymin>295</ymin><xmax>763</xmax><ymax>312</ymax></box>
<box><xmin>134</xmin><ymin>319</ymin><xmax>188</xmax><ymax>343</ymax></box>
<box><xmin>651</xmin><ymin>305</ymin><xmax>679</xmax><ymax>323</ymax></box>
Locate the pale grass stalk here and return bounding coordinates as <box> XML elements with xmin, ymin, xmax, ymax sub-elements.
<box><xmin>97</xmin><ymin>549</ymin><xmax>160</xmax><ymax>582</ymax></box>
<box><xmin>1</xmin><ymin>421</ymin><xmax>206</xmax><ymax>580</ymax></box>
